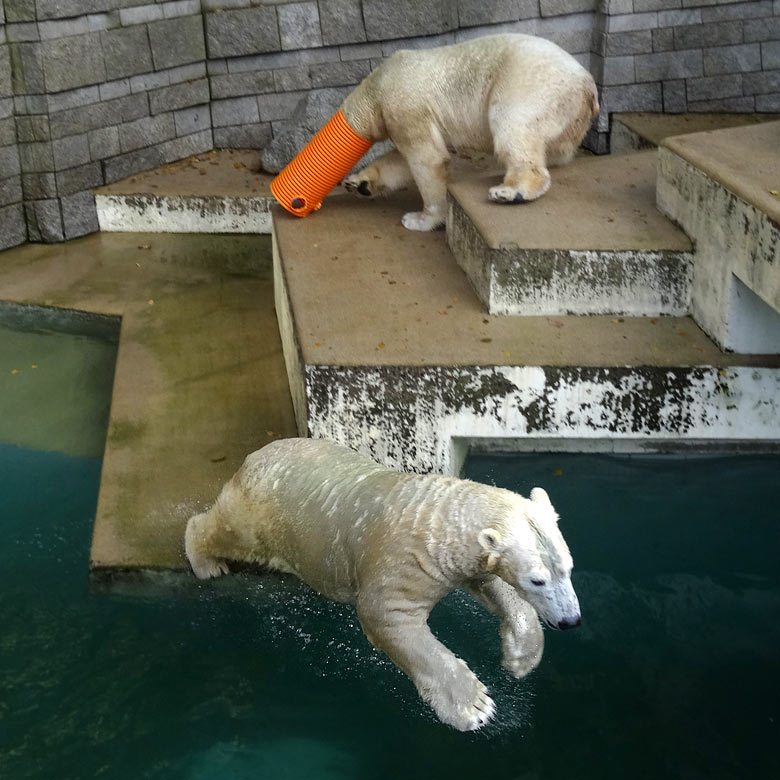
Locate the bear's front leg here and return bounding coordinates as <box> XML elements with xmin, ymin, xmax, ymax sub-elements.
<box><xmin>393</xmin><ymin>140</ymin><xmax>450</xmax><ymax>231</ymax></box>
<box><xmin>465</xmin><ymin>574</ymin><xmax>544</xmax><ymax>679</ymax></box>
<box><xmin>357</xmin><ymin>596</ymin><xmax>495</xmax><ymax>731</ymax></box>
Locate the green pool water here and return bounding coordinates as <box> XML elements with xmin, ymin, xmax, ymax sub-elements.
<box><xmin>2</xmin><ymin>327</ymin><xmax>778</xmax><ymax>779</ymax></box>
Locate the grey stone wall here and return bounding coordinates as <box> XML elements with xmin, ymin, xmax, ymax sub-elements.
<box><xmin>0</xmin><ymin>0</ymin><xmax>778</xmax><ymax>250</ymax></box>
<box><xmin>594</xmin><ymin>0</ymin><xmax>780</xmax><ymax>127</ymax></box>
<box><xmin>204</xmin><ymin>1</ymin><xmax>595</xmax><ymax>150</ymax></box>
<box><xmin>1</xmin><ymin>0</ymin><xmax>212</xmax><ymax>247</ymax></box>
<box><xmin>1</xmin><ymin>0</ymin><xmax>27</xmax><ymax>250</ymax></box>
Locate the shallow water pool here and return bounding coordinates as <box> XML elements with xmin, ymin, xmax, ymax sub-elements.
<box><xmin>1</xmin><ymin>325</ymin><xmax>778</xmax><ymax>778</ymax></box>
<box><xmin>3</xmin><ymin>446</ymin><xmax>778</xmax><ymax>779</ymax></box>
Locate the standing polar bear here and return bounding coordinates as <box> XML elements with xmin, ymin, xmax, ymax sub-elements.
<box><xmin>341</xmin><ymin>33</ymin><xmax>599</xmax><ymax>230</ymax></box>
<box><xmin>185</xmin><ymin>438</ymin><xmax>581</xmax><ymax>731</ymax></box>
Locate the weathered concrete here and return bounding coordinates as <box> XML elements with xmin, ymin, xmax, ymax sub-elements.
<box><xmin>95</xmin><ymin>149</ymin><xmax>275</xmax><ymax>233</ymax></box>
<box><xmin>447</xmin><ymin>151</ymin><xmax>693</xmax><ymax>316</ymax></box>
<box><xmin>0</xmin><ymin>233</ymin><xmax>297</xmax><ymax>570</ymax></box>
<box><xmin>611</xmin><ymin>112</ymin><xmax>780</xmax><ymax>154</ymax></box>
<box><xmin>273</xmin><ymin>191</ymin><xmax>780</xmax><ymax>475</ymax></box>
<box><xmin>303</xmin><ymin>363</ymin><xmax>780</xmax><ymax>476</ymax></box>
<box><xmin>657</xmin><ymin>120</ymin><xmax>780</xmax><ymax>353</ymax></box>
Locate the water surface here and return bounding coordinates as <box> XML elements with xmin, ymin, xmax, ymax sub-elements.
<box><xmin>1</xmin><ymin>325</ymin><xmax>777</xmax><ymax>779</ymax></box>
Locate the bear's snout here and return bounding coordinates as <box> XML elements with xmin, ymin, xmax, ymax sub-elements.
<box><xmin>557</xmin><ymin>615</ymin><xmax>581</xmax><ymax>631</ymax></box>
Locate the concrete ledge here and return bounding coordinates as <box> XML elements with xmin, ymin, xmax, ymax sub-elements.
<box><xmin>273</xmin><ymin>192</ymin><xmax>780</xmax><ymax>475</ymax></box>
<box><xmin>0</xmin><ymin>233</ymin><xmax>297</xmax><ymax>571</ymax></box>
<box><xmin>303</xmin><ymin>364</ymin><xmax>780</xmax><ymax>475</ymax></box>
<box><xmin>611</xmin><ymin>113</ymin><xmax>780</xmax><ymax>154</ymax></box>
<box><xmin>94</xmin><ymin>149</ymin><xmax>275</xmax><ymax>234</ymax></box>
<box><xmin>658</xmin><ymin>121</ymin><xmax>780</xmax><ymax>353</ymax></box>
<box><xmin>447</xmin><ymin>151</ymin><xmax>693</xmax><ymax>316</ymax></box>
<box><xmin>96</xmin><ymin>193</ymin><xmax>273</xmax><ymax>233</ymax></box>
<box><xmin>662</xmin><ymin>121</ymin><xmax>780</xmax><ymax>229</ymax></box>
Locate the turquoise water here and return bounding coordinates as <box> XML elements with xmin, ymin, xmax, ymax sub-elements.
<box><xmin>2</xmin><ymin>443</ymin><xmax>778</xmax><ymax>779</ymax></box>
<box><xmin>0</xmin><ymin>318</ymin><xmax>117</xmax><ymax>458</ymax></box>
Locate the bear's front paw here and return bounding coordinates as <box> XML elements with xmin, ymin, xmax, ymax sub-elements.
<box><xmin>343</xmin><ymin>174</ymin><xmax>374</xmax><ymax>197</ymax></box>
<box><xmin>191</xmin><ymin>555</ymin><xmax>230</xmax><ymax>580</ymax></box>
<box><xmin>500</xmin><ymin>622</ymin><xmax>543</xmax><ymax>679</ymax></box>
<box><xmin>427</xmin><ymin>659</ymin><xmax>496</xmax><ymax>731</ymax></box>
<box><xmin>401</xmin><ymin>211</ymin><xmax>444</xmax><ymax>232</ymax></box>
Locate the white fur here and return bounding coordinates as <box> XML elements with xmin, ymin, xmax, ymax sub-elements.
<box><xmin>185</xmin><ymin>438</ymin><xmax>580</xmax><ymax>731</ymax></box>
<box><xmin>341</xmin><ymin>33</ymin><xmax>599</xmax><ymax>230</ymax></box>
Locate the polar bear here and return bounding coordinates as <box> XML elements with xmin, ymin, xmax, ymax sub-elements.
<box><xmin>340</xmin><ymin>33</ymin><xmax>599</xmax><ymax>231</ymax></box>
<box><xmin>185</xmin><ymin>438</ymin><xmax>581</xmax><ymax>731</ymax></box>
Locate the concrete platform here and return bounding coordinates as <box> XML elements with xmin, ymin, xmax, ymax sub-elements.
<box><xmin>0</xmin><ymin>233</ymin><xmax>296</xmax><ymax>571</ymax></box>
<box><xmin>611</xmin><ymin>112</ymin><xmax>780</xmax><ymax>154</ymax></box>
<box><xmin>95</xmin><ymin>150</ymin><xmax>276</xmax><ymax>234</ymax></box>
<box><xmin>447</xmin><ymin>151</ymin><xmax>693</xmax><ymax>316</ymax></box>
<box><xmin>658</xmin><ymin>120</ymin><xmax>780</xmax><ymax>353</ymax></box>
<box><xmin>273</xmin><ymin>192</ymin><xmax>780</xmax><ymax>475</ymax></box>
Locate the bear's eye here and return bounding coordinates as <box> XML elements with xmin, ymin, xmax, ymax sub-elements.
<box><xmin>530</xmin><ymin>579</ymin><xmax>546</xmax><ymax>587</ymax></box>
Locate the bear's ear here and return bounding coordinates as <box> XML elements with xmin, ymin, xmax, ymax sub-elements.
<box><xmin>478</xmin><ymin>528</ymin><xmax>503</xmax><ymax>552</ymax></box>
<box><xmin>530</xmin><ymin>487</ymin><xmax>552</xmax><ymax>507</ymax></box>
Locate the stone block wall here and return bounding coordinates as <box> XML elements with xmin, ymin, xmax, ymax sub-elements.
<box><xmin>1</xmin><ymin>1</ymin><xmax>27</xmax><ymax>251</ymax></box>
<box><xmin>594</xmin><ymin>0</ymin><xmax>780</xmax><ymax>128</ymax></box>
<box><xmin>203</xmin><ymin>0</ymin><xmax>595</xmax><ymax>150</ymax></box>
<box><xmin>1</xmin><ymin>0</ymin><xmax>212</xmax><ymax>248</ymax></box>
<box><xmin>0</xmin><ymin>0</ymin><xmax>778</xmax><ymax>250</ymax></box>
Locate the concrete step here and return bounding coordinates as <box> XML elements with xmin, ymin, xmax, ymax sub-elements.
<box><xmin>446</xmin><ymin>150</ymin><xmax>693</xmax><ymax>317</ymax></box>
<box><xmin>611</xmin><ymin>112</ymin><xmax>780</xmax><ymax>154</ymax></box>
<box><xmin>94</xmin><ymin>150</ymin><xmax>275</xmax><ymax>234</ymax></box>
<box><xmin>272</xmin><ymin>191</ymin><xmax>780</xmax><ymax>476</ymax></box>
<box><xmin>657</xmin><ymin>120</ymin><xmax>780</xmax><ymax>354</ymax></box>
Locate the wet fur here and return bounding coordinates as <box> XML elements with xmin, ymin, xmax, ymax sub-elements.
<box><xmin>185</xmin><ymin>438</ymin><xmax>580</xmax><ymax>731</ymax></box>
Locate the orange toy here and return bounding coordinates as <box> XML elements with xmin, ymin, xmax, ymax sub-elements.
<box><xmin>270</xmin><ymin>110</ymin><xmax>373</xmax><ymax>217</ymax></box>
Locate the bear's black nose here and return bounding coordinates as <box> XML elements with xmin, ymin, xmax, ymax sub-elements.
<box><xmin>558</xmin><ymin>616</ymin><xmax>581</xmax><ymax>630</ymax></box>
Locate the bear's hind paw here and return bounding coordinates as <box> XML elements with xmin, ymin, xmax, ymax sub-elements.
<box><xmin>488</xmin><ymin>185</ymin><xmax>526</xmax><ymax>204</ymax></box>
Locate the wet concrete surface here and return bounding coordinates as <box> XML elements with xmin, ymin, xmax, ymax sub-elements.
<box><xmin>0</xmin><ymin>233</ymin><xmax>296</xmax><ymax>570</ymax></box>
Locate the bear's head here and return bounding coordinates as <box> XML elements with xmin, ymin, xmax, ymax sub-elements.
<box><xmin>478</xmin><ymin>487</ymin><xmax>581</xmax><ymax>631</ymax></box>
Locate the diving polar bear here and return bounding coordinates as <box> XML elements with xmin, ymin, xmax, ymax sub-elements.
<box><xmin>185</xmin><ymin>438</ymin><xmax>581</xmax><ymax>731</ymax></box>
<box><xmin>341</xmin><ymin>33</ymin><xmax>599</xmax><ymax>231</ymax></box>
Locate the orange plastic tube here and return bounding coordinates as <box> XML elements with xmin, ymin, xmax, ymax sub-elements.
<box><xmin>270</xmin><ymin>110</ymin><xmax>373</xmax><ymax>217</ymax></box>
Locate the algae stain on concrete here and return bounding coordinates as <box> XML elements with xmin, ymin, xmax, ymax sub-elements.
<box><xmin>107</xmin><ymin>418</ymin><xmax>147</xmax><ymax>447</ymax></box>
<box><xmin>90</xmin><ymin>234</ymin><xmax>297</xmax><ymax>569</ymax></box>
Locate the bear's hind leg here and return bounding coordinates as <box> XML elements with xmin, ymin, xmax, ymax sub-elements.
<box><xmin>465</xmin><ymin>575</ymin><xmax>544</xmax><ymax>678</ymax></box>
<box><xmin>488</xmin><ymin>103</ymin><xmax>552</xmax><ymax>204</ymax></box>
<box><xmin>185</xmin><ymin>510</ymin><xmax>230</xmax><ymax>580</ymax></box>
<box><xmin>547</xmin><ymin>81</ymin><xmax>599</xmax><ymax>168</ymax></box>
<box><xmin>357</xmin><ymin>597</ymin><xmax>495</xmax><ymax>730</ymax></box>
<box><xmin>489</xmin><ymin>134</ymin><xmax>551</xmax><ymax>204</ymax></box>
